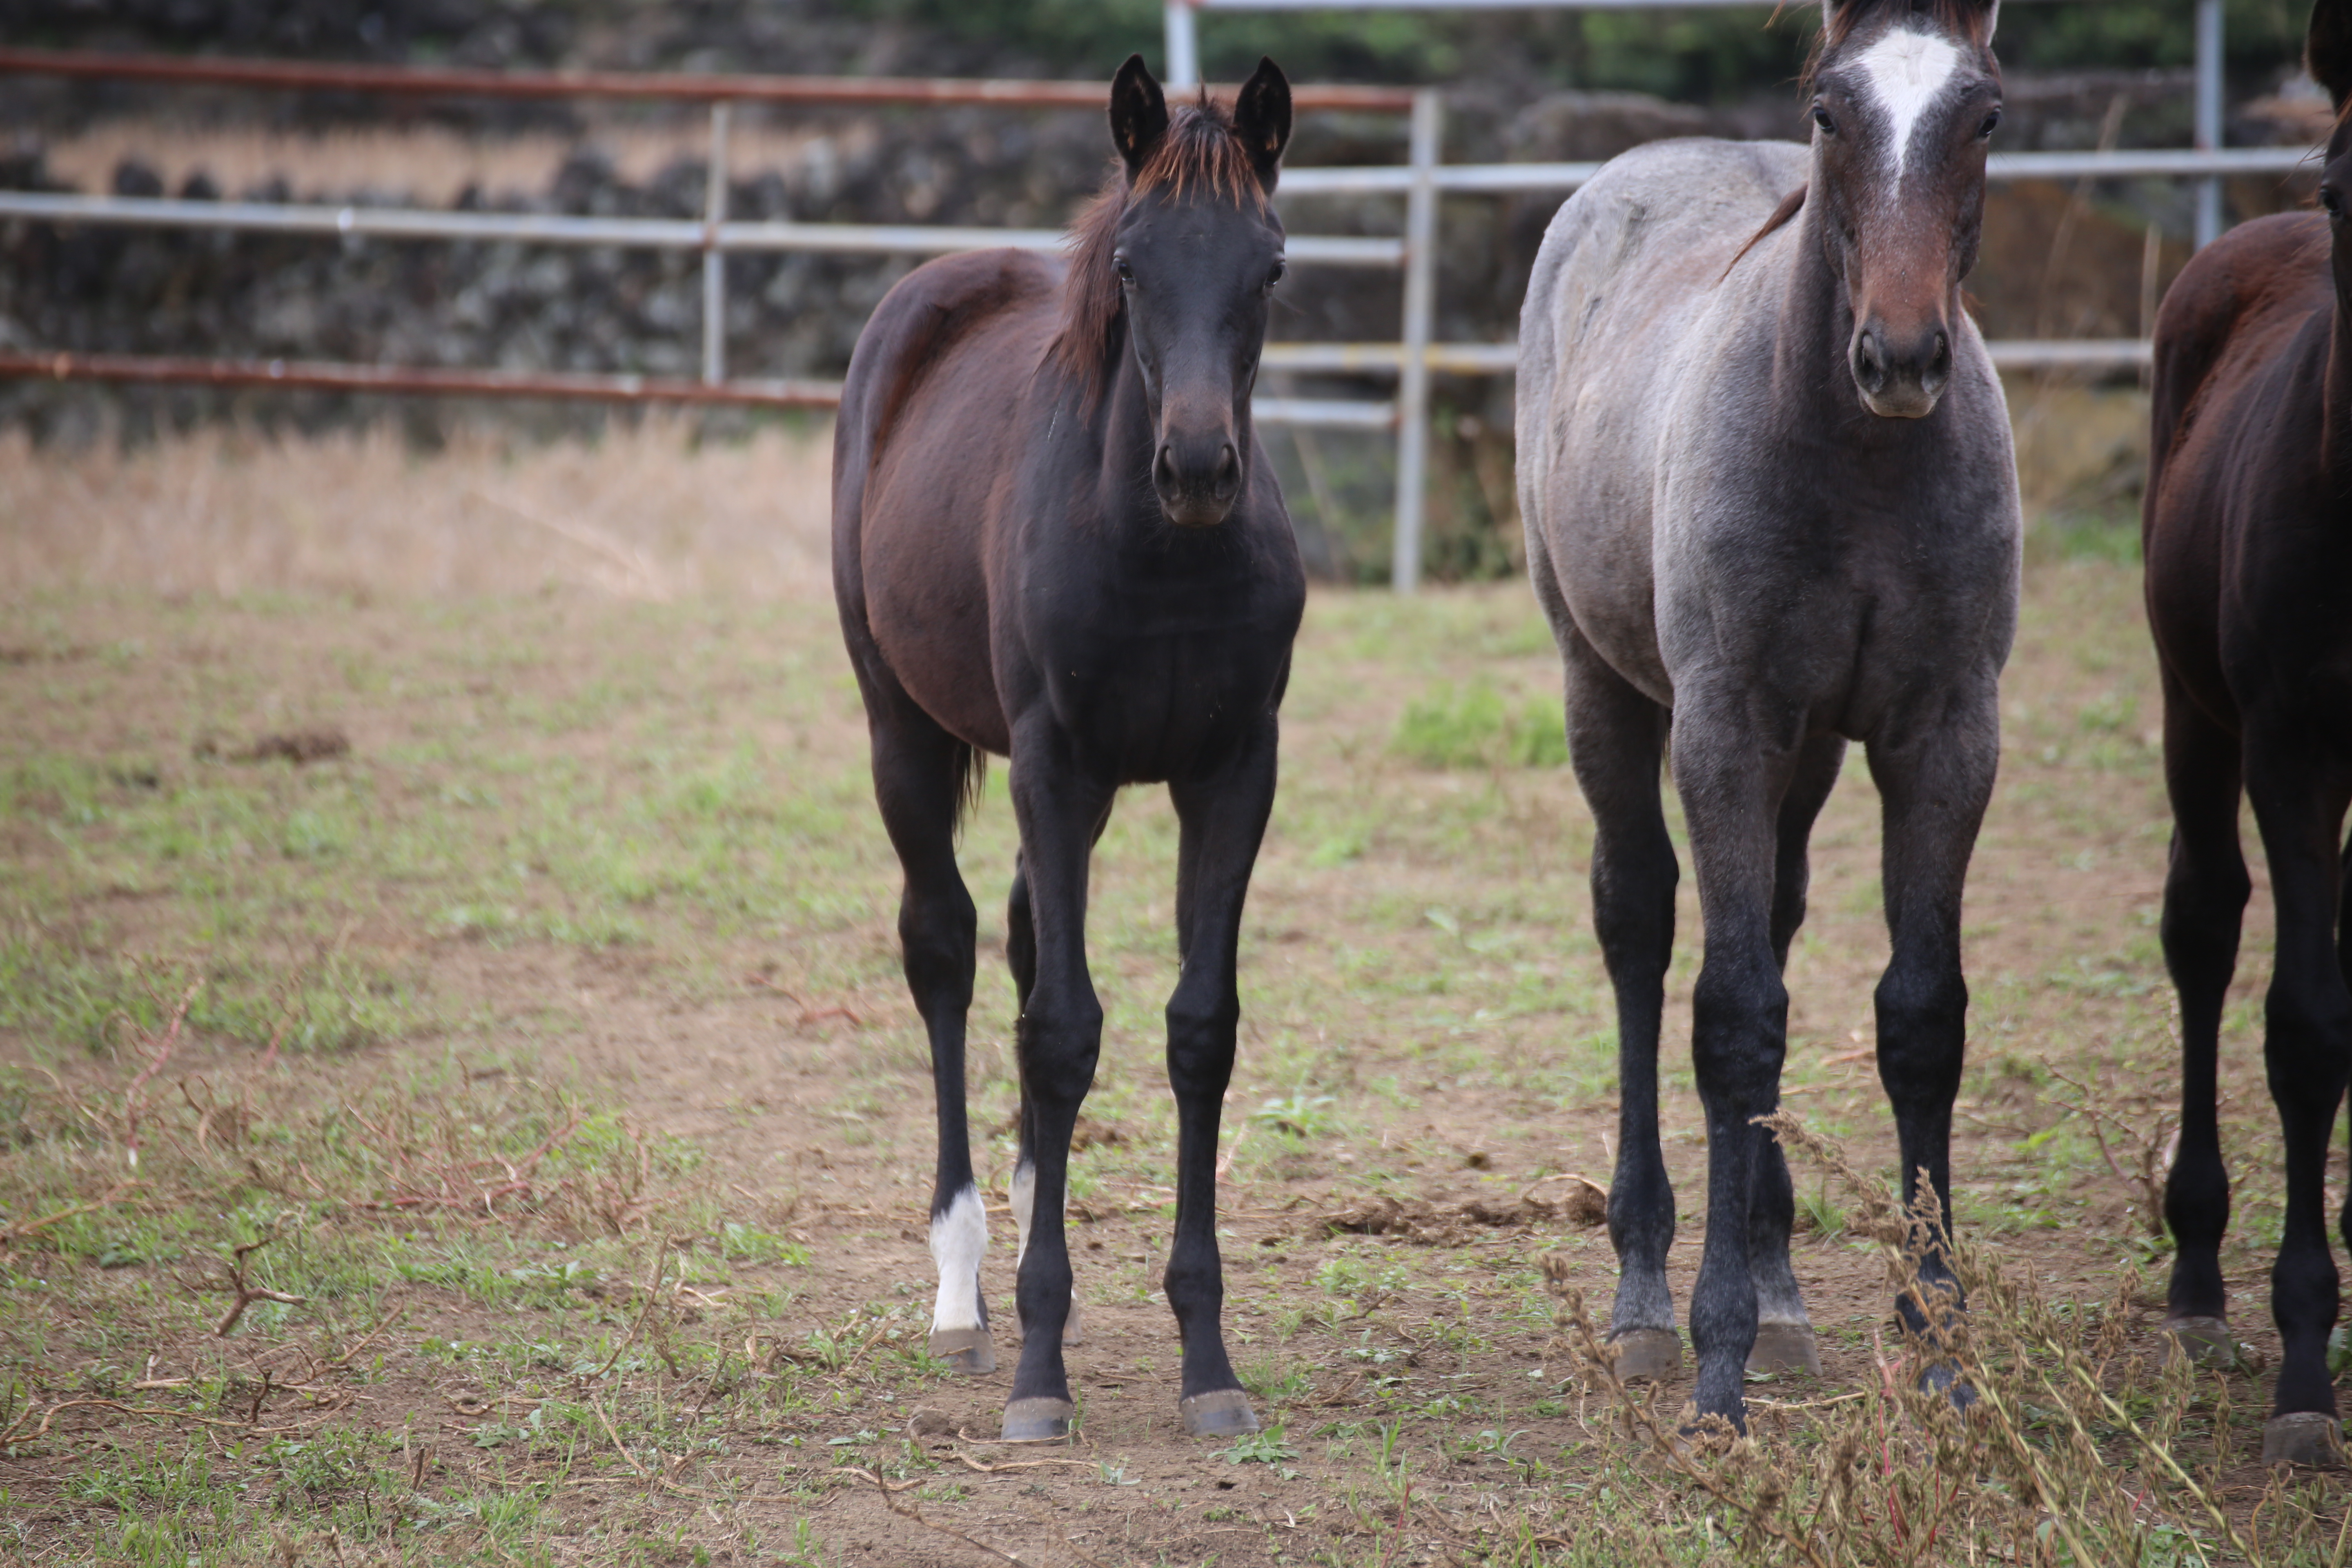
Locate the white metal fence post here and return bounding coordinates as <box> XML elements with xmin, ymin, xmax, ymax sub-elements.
<box><xmin>2194</xmin><ymin>0</ymin><xmax>2223</xmax><ymax>248</ymax></box>
<box><xmin>703</xmin><ymin>101</ymin><xmax>732</xmax><ymax>385</ymax></box>
<box><xmin>1166</xmin><ymin>0</ymin><xmax>1201</xmax><ymax>87</ymax></box>
<box><xmin>1391</xmin><ymin>88</ymin><xmax>1442</xmax><ymax>593</ymax></box>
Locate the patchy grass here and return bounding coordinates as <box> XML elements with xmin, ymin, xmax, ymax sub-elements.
<box><xmin>0</xmin><ymin>539</ymin><xmax>2341</xmax><ymax>1562</ymax></box>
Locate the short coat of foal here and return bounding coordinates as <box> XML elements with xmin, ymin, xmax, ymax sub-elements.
<box><xmin>833</xmin><ymin>58</ymin><xmax>1303</xmax><ymax>1441</ymax></box>
<box><xmin>1518</xmin><ymin>0</ymin><xmax>2020</xmax><ymax>1428</ymax></box>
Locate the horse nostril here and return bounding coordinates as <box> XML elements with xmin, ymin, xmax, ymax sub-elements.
<box><xmin>1928</xmin><ymin>332</ymin><xmax>1952</xmax><ymax>382</ymax></box>
<box><xmin>1154</xmin><ymin>443</ymin><xmax>1179</xmax><ymax>492</ymax></box>
<box><xmin>1214</xmin><ymin>443</ymin><xmax>1239</xmax><ymax>493</ymax></box>
<box><xmin>1855</xmin><ymin>331</ymin><xmax>1886</xmax><ymax>390</ymax></box>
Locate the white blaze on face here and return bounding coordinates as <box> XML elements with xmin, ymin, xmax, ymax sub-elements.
<box><xmin>1854</xmin><ymin>28</ymin><xmax>1963</xmax><ymax>186</ymax></box>
<box><xmin>929</xmin><ymin>1183</ymin><xmax>988</xmax><ymax>1334</ymax></box>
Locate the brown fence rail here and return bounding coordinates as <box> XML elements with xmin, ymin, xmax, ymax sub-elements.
<box><xmin>0</xmin><ymin>47</ymin><xmax>1417</xmax><ymax>113</ymax></box>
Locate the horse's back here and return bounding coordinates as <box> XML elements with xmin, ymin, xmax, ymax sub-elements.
<box><xmin>2145</xmin><ymin>212</ymin><xmax>2334</xmax><ymax>731</ymax></box>
<box><xmin>834</xmin><ymin>248</ymin><xmax>1062</xmax><ymax>754</ymax></box>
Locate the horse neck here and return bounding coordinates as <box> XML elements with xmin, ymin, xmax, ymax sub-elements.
<box><xmin>1777</xmin><ymin>198</ymin><xmax>1869</xmax><ymax>425</ymax></box>
<box><xmin>1089</xmin><ymin>345</ymin><xmax>1164</xmax><ymax>538</ymax></box>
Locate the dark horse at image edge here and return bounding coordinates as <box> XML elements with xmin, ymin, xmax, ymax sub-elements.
<box><xmin>2147</xmin><ymin>0</ymin><xmax>2352</xmax><ymax>1471</ymax></box>
<box><xmin>832</xmin><ymin>56</ymin><xmax>1303</xmax><ymax>1441</ymax></box>
<box><xmin>1517</xmin><ymin>0</ymin><xmax>2020</xmax><ymax>1428</ymax></box>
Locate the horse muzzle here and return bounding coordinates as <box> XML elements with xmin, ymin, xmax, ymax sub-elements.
<box><xmin>1153</xmin><ymin>430</ymin><xmax>1242</xmax><ymax>528</ymax></box>
<box><xmin>1849</xmin><ymin>319</ymin><xmax>1953</xmax><ymax>420</ymax></box>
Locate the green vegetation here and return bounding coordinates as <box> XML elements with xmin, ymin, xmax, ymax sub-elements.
<box><xmin>1393</xmin><ymin>678</ymin><xmax>1568</xmax><ymax>770</ymax></box>
<box><xmin>0</xmin><ymin>551</ymin><xmax>2333</xmax><ymax>1560</ymax></box>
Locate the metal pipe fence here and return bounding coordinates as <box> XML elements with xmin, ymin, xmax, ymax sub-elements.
<box><xmin>0</xmin><ymin>27</ymin><xmax>2316</xmax><ymax>586</ymax></box>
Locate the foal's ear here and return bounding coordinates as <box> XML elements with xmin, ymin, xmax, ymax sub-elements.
<box><xmin>1234</xmin><ymin>57</ymin><xmax>1293</xmax><ymax>191</ymax></box>
<box><xmin>2310</xmin><ymin>0</ymin><xmax>2352</xmax><ymax>115</ymax></box>
<box><xmin>1110</xmin><ymin>54</ymin><xmax>1170</xmax><ymax>180</ymax></box>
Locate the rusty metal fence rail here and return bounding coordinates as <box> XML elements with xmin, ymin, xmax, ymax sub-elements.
<box><xmin>0</xmin><ymin>43</ymin><xmax>2324</xmax><ymax>587</ymax></box>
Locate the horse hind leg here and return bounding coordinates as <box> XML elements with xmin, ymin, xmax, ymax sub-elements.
<box><xmin>1748</xmin><ymin>734</ymin><xmax>1844</xmax><ymax>1378</ymax></box>
<box><xmin>1556</xmin><ymin>625</ymin><xmax>1682</xmax><ymax>1381</ymax></box>
<box><xmin>2157</xmin><ymin>677</ymin><xmax>2247</xmax><ymax>1368</ymax></box>
<box><xmin>1004</xmin><ymin>846</ymin><xmax>1101</xmax><ymax>1351</ymax></box>
<box><xmin>865</xmin><ymin>699</ymin><xmax>993</xmax><ymax>1374</ymax></box>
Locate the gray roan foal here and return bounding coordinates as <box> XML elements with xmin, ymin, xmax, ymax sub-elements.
<box><xmin>1516</xmin><ymin>0</ymin><xmax>2020</xmax><ymax>1429</ymax></box>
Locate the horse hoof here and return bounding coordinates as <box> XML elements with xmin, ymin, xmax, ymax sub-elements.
<box><xmin>1609</xmin><ymin>1328</ymin><xmax>1683</xmax><ymax>1382</ymax></box>
<box><xmin>928</xmin><ymin>1327</ymin><xmax>996</xmax><ymax>1374</ymax></box>
<box><xmin>2264</xmin><ymin>1412</ymin><xmax>2344</xmax><ymax>1468</ymax></box>
<box><xmin>1746</xmin><ymin>1322</ymin><xmax>1821</xmax><ymax>1376</ymax></box>
<box><xmin>2161</xmin><ymin>1315</ymin><xmax>2235</xmax><ymax>1368</ymax></box>
<box><xmin>1179</xmin><ymin>1390</ymin><xmax>1260</xmax><ymax>1439</ymax></box>
<box><xmin>1000</xmin><ymin>1398</ymin><xmax>1075</xmax><ymax>1443</ymax></box>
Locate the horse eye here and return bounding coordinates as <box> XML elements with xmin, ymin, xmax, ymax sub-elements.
<box><xmin>1813</xmin><ymin>106</ymin><xmax>1836</xmax><ymax>135</ymax></box>
<box><xmin>1267</xmin><ymin>260</ymin><xmax>1286</xmax><ymax>289</ymax></box>
<box><xmin>1114</xmin><ymin>258</ymin><xmax>1135</xmax><ymax>285</ymax></box>
<box><xmin>1978</xmin><ymin>109</ymin><xmax>2002</xmax><ymax>138</ymax></box>
<box><xmin>2326</xmin><ymin>187</ymin><xmax>2345</xmax><ymax>216</ymax></box>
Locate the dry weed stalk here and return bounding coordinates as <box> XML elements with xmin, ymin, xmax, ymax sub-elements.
<box><xmin>118</xmin><ymin>975</ymin><xmax>203</xmax><ymax>1169</ymax></box>
<box><xmin>210</xmin><ymin>1229</ymin><xmax>308</xmax><ymax>1336</ymax></box>
<box><xmin>1532</xmin><ymin>1111</ymin><xmax>2318</xmax><ymax>1565</ymax></box>
<box><xmin>2045</xmin><ymin>1065</ymin><xmax>2177</xmax><ymax>1239</ymax></box>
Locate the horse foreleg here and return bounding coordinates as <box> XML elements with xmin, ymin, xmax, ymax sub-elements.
<box><xmin>2156</xmin><ymin>670</ymin><xmax>2247</xmax><ymax>1365</ymax></box>
<box><xmin>2244</xmin><ymin>726</ymin><xmax>2352</xmax><ymax>1466</ymax></box>
<box><xmin>1559</xmin><ymin>627</ymin><xmax>1682</xmax><ymax>1380</ymax></box>
<box><xmin>1867</xmin><ymin>698</ymin><xmax>1998</xmax><ymax>1406</ymax></box>
<box><xmin>1671</xmin><ymin>695</ymin><xmax>1802</xmax><ymax>1429</ymax></box>
<box><xmin>999</xmin><ymin>721</ymin><xmax>1113</xmax><ymax>1441</ymax></box>
<box><xmin>1161</xmin><ymin>721</ymin><xmax>1279</xmax><ymax>1438</ymax></box>
<box><xmin>863</xmin><ymin>705</ymin><xmax>991</xmax><ymax>1373</ymax></box>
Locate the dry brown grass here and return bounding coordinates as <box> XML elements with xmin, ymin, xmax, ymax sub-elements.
<box><xmin>0</xmin><ymin>416</ymin><xmax>835</xmax><ymax>600</ymax></box>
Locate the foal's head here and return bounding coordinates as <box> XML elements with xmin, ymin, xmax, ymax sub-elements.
<box><xmin>1806</xmin><ymin>0</ymin><xmax>2003</xmax><ymax>419</ymax></box>
<box><xmin>1055</xmin><ymin>56</ymin><xmax>1292</xmax><ymax>527</ymax></box>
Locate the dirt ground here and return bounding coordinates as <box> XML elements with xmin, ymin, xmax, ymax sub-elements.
<box><xmin>0</xmin><ymin>428</ymin><xmax>2344</xmax><ymax>1564</ymax></box>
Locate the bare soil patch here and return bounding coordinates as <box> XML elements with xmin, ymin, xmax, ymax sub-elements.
<box><xmin>0</xmin><ymin>506</ymin><xmax>2341</xmax><ymax>1562</ymax></box>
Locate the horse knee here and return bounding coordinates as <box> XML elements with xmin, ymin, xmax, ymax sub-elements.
<box><xmin>1873</xmin><ymin>964</ymin><xmax>1966</xmax><ymax>1105</ymax></box>
<box><xmin>1590</xmin><ymin>840</ymin><xmax>1676</xmax><ymax>962</ymax></box>
<box><xmin>1020</xmin><ymin>992</ymin><xmax>1104</xmax><ymax>1089</ymax></box>
<box><xmin>1690</xmin><ymin>965</ymin><xmax>1786</xmax><ymax>1102</ymax></box>
<box><xmin>1165</xmin><ymin>990</ymin><xmax>1239</xmax><ymax>1091</ymax></box>
<box><xmin>900</xmin><ymin>886</ymin><xmax>977</xmax><ymax>998</ymax></box>
<box><xmin>2263</xmin><ymin>985</ymin><xmax>2352</xmax><ymax>1094</ymax></box>
<box><xmin>2161</xmin><ymin>858</ymin><xmax>2247</xmax><ymax>988</ymax></box>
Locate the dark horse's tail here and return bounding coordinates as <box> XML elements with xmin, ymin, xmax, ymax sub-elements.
<box><xmin>952</xmin><ymin>743</ymin><xmax>987</xmax><ymax>835</ymax></box>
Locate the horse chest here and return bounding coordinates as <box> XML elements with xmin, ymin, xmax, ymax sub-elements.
<box><xmin>1001</xmin><ymin>583</ymin><xmax>1298</xmax><ymax>780</ymax></box>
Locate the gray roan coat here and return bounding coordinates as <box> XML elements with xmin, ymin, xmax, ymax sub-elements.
<box><xmin>1515</xmin><ymin>0</ymin><xmax>2021</xmax><ymax>1428</ymax></box>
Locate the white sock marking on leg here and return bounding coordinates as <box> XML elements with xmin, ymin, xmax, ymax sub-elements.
<box><xmin>1854</xmin><ymin>28</ymin><xmax>1961</xmax><ymax>184</ymax></box>
<box><xmin>929</xmin><ymin>1184</ymin><xmax>987</xmax><ymax>1335</ymax></box>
